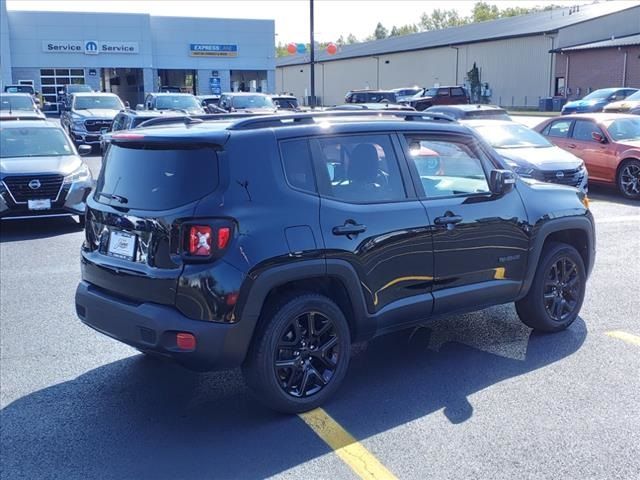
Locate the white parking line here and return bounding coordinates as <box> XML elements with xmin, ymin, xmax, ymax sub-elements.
<box><xmin>595</xmin><ymin>215</ymin><xmax>640</xmax><ymax>224</ymax></box>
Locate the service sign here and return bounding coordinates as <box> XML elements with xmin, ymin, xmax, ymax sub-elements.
<box><xmin>42</xmin><ymin>41</ymin><xmax>139</xmax><ymax>54</ymax></box>
<box><xmin>190</xmin><ymin>44</ymin><xmax>238</xmax><ymax>57</ymax></box>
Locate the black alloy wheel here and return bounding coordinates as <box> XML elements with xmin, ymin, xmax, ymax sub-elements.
<box><xmin>274</xmin><ymin>311</ymin><xmax>340</xmax><ymax>398</ymax></box>
<box><xmin>618</xmin><ymin>160</ymin><xmax>640</xmax><ymax>199</ymax></box>
<box><xmin>543</xmin><ymin>257</ymin><xmax>580</xmax><ymax>322</ymax></box>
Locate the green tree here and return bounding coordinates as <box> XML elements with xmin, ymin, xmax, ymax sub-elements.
<box><xmin>390</xmin><ymin>24</ymin><xmax>419</xmax><ymax>37</ymax></box>
<box><xmin>374</xmin><ymin>22</ymin><xmax>388</xmax><ymax>40</ymax></box>
<box><xmin>346</xmin><ymin>33</ymin><xmax>358</xmax><ymax>44</ymax></box>
<box><xmin>471</xmin><ymin>2</ymin><xmax>501</xmax><ymax>22</ymax></box>
<box><xmin>420</xmin><ymin>8</ymin><xmax>468</xmax><ymax>31</ymax></box>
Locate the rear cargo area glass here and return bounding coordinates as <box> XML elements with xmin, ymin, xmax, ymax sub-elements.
<box><xmin>95</xmin><ymin>145</ymin><xmax>218</xmax><ymax>211</ymax></box>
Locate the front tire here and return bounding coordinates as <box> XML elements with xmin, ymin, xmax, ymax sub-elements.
<box><xmin>516</xmin><ymin>242</ymin><xmax>586</xmax><ymax>332</ymax></box>
<box><xmin>243</xmin><ymin>294</ymin><xmax>351</xmax><ymax>414</ymax></box>
<box><xmin>617</xmin><ymin>159</ymin><xmax>640</xmax><ymax>199</ymax></box>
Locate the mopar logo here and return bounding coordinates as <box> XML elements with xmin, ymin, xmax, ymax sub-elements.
<box><xmin>28</xmin><ymin>179</ymin><xmax>41</xmax><ymax>190</ymax></box>
<box><xmin>556</xmin><ymin>171</ymin><xmax>565</xmax><ymax>179</ymax></box>
<box><xmin>85</xmin><ymin>41</ymin><xmax>98</xmax><ymax>54</ymax></box>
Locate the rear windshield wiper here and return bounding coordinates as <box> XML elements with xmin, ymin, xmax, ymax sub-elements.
<box><xmin>96</xmin><ymin>192</ymin><xmax>129</xmax><ymax>204</ymax></box>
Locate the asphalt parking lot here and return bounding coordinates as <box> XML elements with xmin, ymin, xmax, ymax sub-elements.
<box><xmin>1</xmin><ymin>135</ymin><xmax>639</xmax><ymax>480</ymax></box>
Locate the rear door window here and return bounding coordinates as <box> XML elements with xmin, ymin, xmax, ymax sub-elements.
<box><xmin>95</xmin><ymin>145</ymin><xmax>218</xmax><ymax>211</ymax></box>
<box><xmin>437</xmin><ymin>88</ymin><xmax>450</xmax><ymax>97</ymax></box>
<box><xmin>546</xmin><ymin>120</ymin><xmax>572</xmax><ymax>138</ymax></box>
<box><xmin>279</xmin><ymin>139</ymin><xmax>316</xmax><ymax>193</ymax></box>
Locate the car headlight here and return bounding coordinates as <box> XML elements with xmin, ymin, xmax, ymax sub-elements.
<box><xmin>65</xmin><ymin>163</ymin><xmax>92</xmax><ymax>183</ymax></box>
<box><xmin>503</xmin><ymin>158</ymin><xmax>535</xmax><ymax>178</ymax></box>
<box><xmin>72</xmin><ymin>120</ymin><xmax>86</xmax><ymax>129</ymax></box>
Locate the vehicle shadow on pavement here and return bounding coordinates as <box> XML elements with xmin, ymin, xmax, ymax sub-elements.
<box><xmin>0</xmin><ymin>307</ymin><xmax>586</xmax><ymax>479</ymax></box>
<box><xmin>587</xmin><ymin>184</ymin><xmax>639</xmax><ymax>207</ymax></box>
<box><xmin>0</xmin><ymin>217</ymin><xmax>83</xmax><ymax>243</ymax></box>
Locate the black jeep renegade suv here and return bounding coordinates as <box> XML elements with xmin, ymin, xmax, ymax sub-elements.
<box><xmin>75</xmin><ymin>111</ymin><xmax>595</xmax><ymax>413</ymax></box>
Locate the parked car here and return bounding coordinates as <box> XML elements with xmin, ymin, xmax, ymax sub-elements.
<box><xmin>218</xmin><ymin>92</ymin><xmax>277</xmax><ymax>112</ymax></box>
<box><xmin>345</xmin><ymin>89</ymin><xmax>397</xmax><ymax>104</ymax></box>
<box><xmin>60</xmin><ymin>92</ymin><xmax>124</xmax><ymax>148</ymax></box>
<box><xmin>0</xmin><ymin>93</ymin><xmax>46</xmax><ymax>120</ymax></box>
<box><xmin>4</xmin><ymin>84</ymin><xmax>42</xmax><ymax>109</ymax></box>
<box><xmin>426</xmin><ymin>104</ymin><xmax>510</xmax><ymax>120</ymax></box>
<box><xmin>140</xmin><ymin>93</ymin><xmax>205</xmax><ymax>115</ymax></box>
<box><xmin>99</xmin><ymin>109</ymin><xmax>185</xmax><ymax>155</ymax></box>
<box><xmin>75</xmin><ymin>110</ymin><xmax>594</xmax><ymax>413</ymax></box>
<box><xmin>465</xmin><ymin>119</ymin><xmax>588</xmax><ymax>192</ymax></box>
<box><xmin>326</xmin><ymin>103</ymin><xmax>415</xmax><ymax>111</ymax></box>
<box><xmin>58</xmin><ymin>84</ymin><xmax>94</xmax><ymax>109</ymax></box>
<box><xmin>392</xmin><ymin>87</ymin><xmax>423</xmax><ymax>103</ymax></box>
<box><xmin>0</xmin><ymin>120</ymin><xmax>92</xmax><ymax>224</ymax></box>
<box><xmin>536</xmin><ymin>113</ymin><xmax>640</xmax><ymax>199</ymax></box>
<box><xmin>271</xmin><ymin>94</ymin><xmax>300</xmax><ymax>111</ymax></box>
<box><xmin>603</xmin><ymin>90</ymin><xmax>640</xmax><ymax>115</ymax></box>
<box><xmin>408</xmin><ymin>86</ymin><xmax>470</xmax><ymax>111</ymax></box>
<box><xmin>561</xmin><ymin>88</ymin><xmax>638</xmax><ymax>115</ymax></box>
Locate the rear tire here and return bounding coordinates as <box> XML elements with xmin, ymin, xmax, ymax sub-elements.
<box><xmin>516</xmin><ymin>242</ymin><xmax>586</xmax><ymax>332</ymax></box>
<box><xmin>243</xmin><ymin>294</ymin><xmax>351</xmax><ymax>414</ymax></box>
<box><xmin>616</xmin><ymin>159</ymin><xmax>640</xmax><ymax>199</ymax></box>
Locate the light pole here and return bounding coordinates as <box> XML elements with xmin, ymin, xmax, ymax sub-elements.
<box><xmin>309</xmin><ymin>0</ymin><xmax>316</xmax><ymax>108</ymax></box>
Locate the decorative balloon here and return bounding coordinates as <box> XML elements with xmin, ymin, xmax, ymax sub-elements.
<box><xmin>326</xmin><ymin>43</ymin><xmax>338</xmax><ymax>55</ymax></box>
<box><xmin>286</xmin><ymin>43</ymin><xmax>297</xmax><ymax>54</ymax></box>
<box><xmin>296</xmin><ymin>43</ymin><xmax>306</xmax><ymax>54</ymax></box>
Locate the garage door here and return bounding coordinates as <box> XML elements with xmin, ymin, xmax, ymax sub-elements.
<box><xmin>40</xmin><ymin>69</ymin><xmax>86</xmax><ymax>113</ymax></box>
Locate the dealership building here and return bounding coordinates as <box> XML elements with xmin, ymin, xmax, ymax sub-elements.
<box><xmin>0</xmin><ymin>0</ymin><xmax>275</xmax><ymax>111</ymax></box>
<box><xmin>276</xmin><ymin>1</ymin><xmax>640</xmax><ymax>107</ymax></box>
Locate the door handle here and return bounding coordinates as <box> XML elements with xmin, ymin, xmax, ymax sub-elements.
<box><xmin>332</xmin><ymin>220</ymin><xmax>367</xmax><ymax>238</ymax></box>
<box><xmin>434</xmin><ymin>212</ymin><xmax>463</xmax><ymax>230</ymax></box>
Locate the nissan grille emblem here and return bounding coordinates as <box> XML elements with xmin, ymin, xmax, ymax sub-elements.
<box><xmin>28</xmin><ymin>179</ymin><xmax>41</xmax><ymax>190</ymax></box>
<box><xmin>555</xmin><ymin>171</ymin><xmax>565</xmax><ymax>179</ymax></box>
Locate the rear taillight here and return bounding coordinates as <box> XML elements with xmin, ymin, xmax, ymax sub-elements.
<box><xmin>183</xmin><ymin>222</ymin><xmax>233</xmax><ymax>260</ymax></box>
<box><xmin>189</xmin><ymin>225</ymin><xmax>213</xmax><ymax>256</ymax></box>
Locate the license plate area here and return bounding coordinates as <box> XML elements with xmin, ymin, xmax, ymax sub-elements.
<box><xmin>28</xmin><ymin>199</ymin><xmax>51</xmax><ymax>210</ymax></box>
<box><xmin>107</xmin><ymin>230</ymin><xmax>137</xmax><ymax>261</ymax></box>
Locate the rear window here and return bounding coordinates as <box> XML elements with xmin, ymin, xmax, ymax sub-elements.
<box><xmin>466</xmin><ymin>110</ymin><xmax>510</xmax><ymax>120</ymax></box>
<box><xmin>95</xmin><ymin>145</ymin><xmax>218</xmax><ymax>211</ymax></box>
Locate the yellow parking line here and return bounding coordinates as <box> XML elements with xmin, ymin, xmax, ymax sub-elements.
<box><xmin>605</xmin><ymin>330</ymin><xmax>640</xmax><ymax>346</ymax></box>
<box><xmin>299</xmin><ymin>408</ymin><xmax>398</xmax><ymax>480</ymax></box>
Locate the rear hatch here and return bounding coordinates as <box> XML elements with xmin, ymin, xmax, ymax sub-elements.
<box><xmin>82</xmin><ymin>141</ymin><xmax>220</xmax><ymax>305</ymax></box>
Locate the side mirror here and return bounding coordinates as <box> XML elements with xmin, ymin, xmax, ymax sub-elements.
<box><xmin>77</xmin><ymin>145</ymin><xmax>92</xmax><ymax>156</ymax></box>
<box><xmin>125</xmin><ymin>101</ymin><xmax>130</xmax><ymax>109</ymax></box>
<box><xmin>591</xmin><ymin>132</ymin><xmax>606</xmax><ymax>143</ymax></box>
<box><xmin>135</xmin><ymin>104</ymin><xmax>144</xmax><ymax>111</ymax></box>
<box><xmin>490</xmin><ymin>169</ymin><xmax>516</xmax><ymax>195</ymax></box>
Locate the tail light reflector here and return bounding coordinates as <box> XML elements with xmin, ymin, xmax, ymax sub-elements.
<box><xmin>218</xmin><ymin>227</ymin><xmax>230</xmax><ymax>249</ymax></box>
<box><xmin>176</xmin><ymin>332</ymin><xmax>196</xmax><ymax>350</ymax></box>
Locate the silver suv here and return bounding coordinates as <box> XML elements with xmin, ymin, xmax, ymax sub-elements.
<box><xmin>60</xmin><ymin>92</ymin><xmax>124</xmax><ymax>148</ymax></box>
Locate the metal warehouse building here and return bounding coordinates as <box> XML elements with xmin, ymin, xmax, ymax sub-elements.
<box><xmin>276</xmin><ymin>1</ymin><xmax>640</xmax><ymax>107</ymax></box>
<box><xmin>0</xmin><ymin>0</ymin><xmax>275</xmax><ymax>111</ymax></box>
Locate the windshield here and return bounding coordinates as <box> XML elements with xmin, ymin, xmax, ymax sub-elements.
<box><xmin>582</xmin><ymin>89</ymin><xmax>617</xmax><ymax>100</ymax></box>
<box><xmin>623</xmin><ymin>91</ymin><xmax>640</xmax><ymax>101</ymax></box>
<box><xmin>4</xmin><ymin>85</ymin><xmax>34</xmax><ymax>94</ymax></box>
<box><xmin>155</xmin><ymin>95</ymin><xmax>201</xmax><ymax>110</ymax></box>
<box><xmin>474</xmin><ymin>123</ymin><xmax>551</xmax><ymax>148</ymax></box>
<box><xmin>422</xmin><ymin>88</ymin><xmax>438</xmax><ymax>97</ymax></box>
<box><xmin>68</xmin><ymin>85</ymin><xmax>93</xmax><ymax>93</ymax></box>
<box><xmin>74</xmin><ymin>95</ymin><xmax>124</xmax><ymax>110</ymax></box>
<box><xmin>0</xmin><ymin>95</ymin><xmax>34</xmax><ymax>110</ymax></box>
<box><xmin>231</xmin><ymin>95</ymin><xmax>275</xmax><ymax>109</ymax></box>
<box><xmin>606</xmin><ymin>118</ymin><xmax>640</xmax><ymax>142</ymax></box>
<box><xmin>0</xmin><ymin>127</ymin><xmax>74</xmax><ymax>158</ymax></box>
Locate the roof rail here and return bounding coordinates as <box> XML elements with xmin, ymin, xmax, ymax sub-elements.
<box><xmin>137</xmin><ymin>112</ymin><xmax>263</xmax><ymax>128</ymax></box>
<box><xmin>226</xmin><ymin>110</ymin><xmax>456</xmax><ymax>130</ymax></box>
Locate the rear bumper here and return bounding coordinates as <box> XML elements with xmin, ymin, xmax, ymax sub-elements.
<box><xmin>75</xmin><ymin>281</ymin><xmax>257</xmax><ymax>371</ymax></box>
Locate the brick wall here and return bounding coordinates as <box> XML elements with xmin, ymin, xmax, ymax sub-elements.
<box><xmin>555</xmin><ymin>46</ymin><xmax>640</xmax><ymax>98</ymax></box>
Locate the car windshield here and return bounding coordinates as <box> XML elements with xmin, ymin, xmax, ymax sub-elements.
<box><xmin>474</xmin><ymin>123</ymin><xmax>552</xmax><ymax>148</ymax></box>
<box><xmin>231</xmin><ymin>95</ymin><xmax>274</xmax><ymax>109</ymax></box>
<box><xmin>0</xmin><ymin>95</ymin><xmax>34</xmax><ymax>110</ymax></box>
<box><xmin>4</xmin><ymin>85</ymin><xmax>34</xmax><ymax>94</ymax></box>
<box><xmin>623</xmin><ymin>91</ymin><xmax>640</xmax><ymax>101</ymax></box>
<box><xmin>582</xmin><ymin>89</ymin><xmax>617</xmax><ymax>100</ymax></box>
<box><xmin>422</xmin><ymin>88</ymin><xmax>438</xmax><ymax>97</ymax></box>
<box><xmin>68</xmin><ymin>85</ymin><xmax>93</xmax><ymax>93</ymax></box>
<box><xmin>0</xmin><ymin>127</ymin><xmax>74</xmax><ymax>158</ymax></box>
<box><xmin>605</xmin><ymin>118</ymin><xmax>640</xmax><ymax>142</ymax></box>
<box><xmin>155</xmin><ymin>95</ymin><xmax>201</xmax><ymax>110</ymax></box>
<box><xmin>74</xmin><ymin>95</ymin><xmax>123</xmax><ymax>110</ymax></box>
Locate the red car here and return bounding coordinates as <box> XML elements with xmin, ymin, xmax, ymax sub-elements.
<box><xmin>535</xmin><ymin>113</ymin><xmax>640</xmax><ymax>199</ymax></box>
